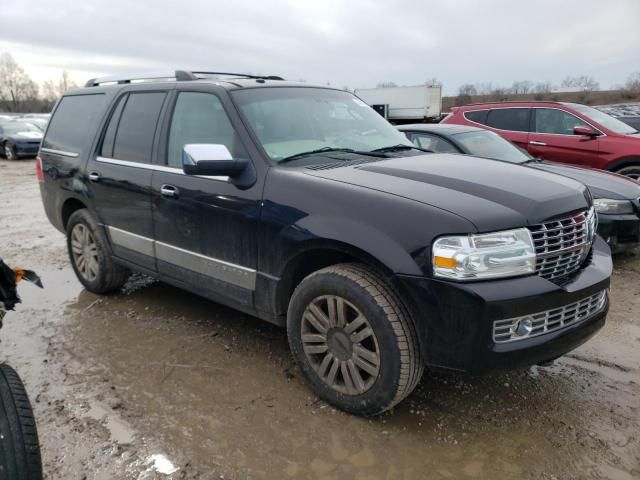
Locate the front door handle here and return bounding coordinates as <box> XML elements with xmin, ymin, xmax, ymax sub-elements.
<box><xmin>88</xmin><ymin>172</ymin><xmax>101</xmax><ymax>182</ymax></box>
<box><xmin>529</xmin><ymin>140</ymin><xmax>546</xmax><ymax>146</ymax></box>
<box><xmin>160</xmin><ymin>184</ymin><xmax>179</xmax><ymax>198</ymax></box>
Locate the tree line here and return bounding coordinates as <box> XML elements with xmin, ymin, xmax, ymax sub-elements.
<box><xmin>0</xmin><ymin>53</ymin><xmax>79</xmax><ymax>113</ymax></box>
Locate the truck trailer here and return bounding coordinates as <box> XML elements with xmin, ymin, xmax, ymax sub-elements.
<box><xmin>354</xmin><ymin>84</ymin><xmax>443</xmax><ymax>123</ymax></box>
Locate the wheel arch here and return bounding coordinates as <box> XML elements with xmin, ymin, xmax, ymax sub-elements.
<box><xmin>61</xmin><ymin>197</ymin><xmax>88</xmax><ymax>230</ymax></box>
<box><xmin>605</xmin><ymin>156</ymin><xmax>640</xmax><ymax>172</ymax></box>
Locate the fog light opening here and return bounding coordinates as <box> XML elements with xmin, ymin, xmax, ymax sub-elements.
<box><xmin>510</xmin><ymin>317</ymin><xmax>533</xmax><ymax>338</ymax></box>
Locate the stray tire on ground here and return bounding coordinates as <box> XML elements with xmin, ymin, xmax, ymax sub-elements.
<box><xmin>0</xmin><ymin>364</ymin><xmax>42</xmax><ymax>480</ymax></box>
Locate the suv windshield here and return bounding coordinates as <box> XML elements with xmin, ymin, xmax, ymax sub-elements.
<box><xmin>564</xmin><ymin>103</ymin><xmax>637</xmax><ymax>135</ymax></box>
<box><xmin>454</xmin><ymin>130</ymin><xmax>531</xmax><ymax>163</ymax></box>
<box><xmin>232</xmin><ymin>87</ymin><xmax>412</xmax><ymax>162</ymax></box>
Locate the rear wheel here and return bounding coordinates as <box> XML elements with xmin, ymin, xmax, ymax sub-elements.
<box><xmin>615</xmin><ymin>164</ymin><xmax>640</xmax><ymax>181</ymax></box>
<box><xmin>3</xmin><ymin>143</ymin><xmax>16</xmax><ymax>161</ymax></box>
<box><xmin>287</xmin><ymin>263</ymin><xmax>423</xmax><ymax>416</ymax></box>
<box><xmin>0</xmin><ymin>364</ymin><xmax>42</xmax><ymax>480</ymax></box>
<box><xmin>66</xmin><ymin>209</ymin><xmax>130</xmax><ymax>293</ymax></box>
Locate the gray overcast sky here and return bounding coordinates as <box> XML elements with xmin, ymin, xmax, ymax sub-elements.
<box><xmin>1</xmin><ymin>0</ymin><xmax>638</xmax><ymax>95</ymax></box>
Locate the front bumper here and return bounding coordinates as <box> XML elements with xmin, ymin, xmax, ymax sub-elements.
<box><xmin>395</xmin><ymin>236</ymin><xmax>612</xmax><ymax>374</ymax></box>
<box><xmin>597</xmin><ymin>212</ymin><xmax>640</xmax><ymax>253</ymax></box>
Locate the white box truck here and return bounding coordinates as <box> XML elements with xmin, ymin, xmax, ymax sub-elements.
<box><xmin>354</xmin><ymin>85</ymin><xmax>443</xmax><ymax>123</ymax></box>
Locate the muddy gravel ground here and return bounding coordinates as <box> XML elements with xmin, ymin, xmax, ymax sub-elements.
<box><xmin>0</xmin><ymin>158</ymin><xmax>638</xmax><ymax>479</ymax></box>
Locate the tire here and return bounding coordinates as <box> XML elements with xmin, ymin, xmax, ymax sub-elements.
<box><xmin>66</xmin><ymin>209</ymin><xmax>130</xmax><ymax>293</ymax></box>
<box><xmin>614</xmin><ymin>164</ymin><xmax>640</xmax><ymax>182</ymax></box>
<box><xmin>0</xmin><ymin>364</ymin><xmax>42</xmax><ymax>480</ymax></box>
<box><xmin>287</xmin><ymin>263</ymin><xmax>423</xmax><ymax>416</ymax></box>
<box><xmin>4</xmin><ymin>143</ymin><xmax>16</xmax><ymax>161</ymax></box>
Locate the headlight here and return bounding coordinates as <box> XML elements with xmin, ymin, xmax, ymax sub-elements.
<box><xmin>593</xmin><ymin>198</ymin><xmax>634</xmax><ymax>214</ymax></box>
<box><xmin>433</xmin><ymin>228</ymin><xmax>536</xmax><ymax>281</ymax></box>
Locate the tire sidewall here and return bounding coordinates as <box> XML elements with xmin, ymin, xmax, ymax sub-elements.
<box><xmin>5</xmin><ymin>143</ymin><xmax>15</xmax><ymax>160</ymax></box>
<box><xmin>66</xmin><ymin>210</ymin><xmax>115</xmax><ymax>293</ymax></box>
<box><xmin>287</xmin><ymin>270</ymin><xmax>403</xmax><ymax>415</ymax></box>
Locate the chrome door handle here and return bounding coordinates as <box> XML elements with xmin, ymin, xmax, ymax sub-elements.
<box><xmin>88</xmin><ymin>172</ymin><xmax>101</xmax><ymax>182</ymax></box>
<box><xmin>529</xmin><ymin>140</ymin><xmax>546</xmax><ymax>146</ymax></box>
<box><xmin>160</xmin><ymin>184</ymin><xmax>179</xmax><ymax>198</ymax></box>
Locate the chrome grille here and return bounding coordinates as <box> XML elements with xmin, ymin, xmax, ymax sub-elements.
<box><xmin>493</xmin><ymin>290</ymin><xmax>607</xmax><ymax>343</ymax></box>
<box><xmin>528</xmin><ymin>209</ymin><xmax>594</xmax><ymax>280</ymax></box>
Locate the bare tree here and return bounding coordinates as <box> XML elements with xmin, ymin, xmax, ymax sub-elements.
<box><xmin>0</xmin><ymin>53</ymin><xmax>38</xmax><ymax>112</ymax></box>
<box><xmin>624</xmin><ymin>72</ymin><xmax>640</xmax><ymax>92</ymax></box>
<box><xmin>424</xmin><ymin>77</ymin><xmax>441</xmax><ymax>87</ymax></box>
<box><xmin>474</xmin><ymin>82</ymin><xmax>494</xmax><ymax>96</ymax></box>
<box><xmin>561</xmin><ymin>75</ymin><xmax>600</xmax><ymax>91</ymax></box>
<box><xmin>533</xmin><ymin>81</ymin><xmax>554</xmax><ymax>94</ymax></box>
<box><xmin>510</xmin><ymin>80</ymin><xmax>534</xmax><ymax>94</ymax></box>
<box><xmin>376</xmin><ymin>81</ymin><xmax>398</xmax><ymax>89</ymax></box>
<box><xmin>458</xmin><ymin>83</ymin><xmax>477</xmax><ymax>96</ymax></box>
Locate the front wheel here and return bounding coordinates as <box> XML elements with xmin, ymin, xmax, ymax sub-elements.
<box><xmin>4</xmin><ymin>143</ymin><xmax>16</xmax><ymax>161</ymax></box>
<box><xmin>0</xmin><ymin>364</ymin><xmax>42</xmax><ymax>480</ymax></box>
<box><xmin>287</xmin><ymin>263</ymin><xmax>423</xmax><ymax>416</ymax></box>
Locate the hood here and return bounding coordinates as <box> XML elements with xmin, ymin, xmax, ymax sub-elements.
<box><xmin>10</xmin><ymin>131</ymin><xmax>43</xmax><ymax>141</ymax></box>
<box><xmin>528</xmin><ymin>161</ymin><xmax>640</xmax><ymax>200</ymax></box>
<box><xmin>304</xmin><ymin>154</ymin><xmax>590</xmax><ymax>232</ymax></box>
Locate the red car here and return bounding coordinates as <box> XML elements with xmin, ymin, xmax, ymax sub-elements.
<box><xmin>442</xmin><ymin>101</ymin><xmax>640</xmax><ymax>180</ymax></box>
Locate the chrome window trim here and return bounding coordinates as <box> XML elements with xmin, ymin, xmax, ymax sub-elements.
<box><xmin>105</xmin><ymin>225</ymin><xmax>256</xmax><ymax>290</ymax></box>
<box><xmin>95</xmin><ymin>156</ymin><xmax>229</xmax><ymax>181</ymax></box>
<box><xmin>462</xmin><ymin>106</ymin><xmax>606</xmax><ymax>137</ymax></box>
<box><xmin>40</xmin><ymin>147</ymin><xmax>80</xmax><ymax>158</ymax></box>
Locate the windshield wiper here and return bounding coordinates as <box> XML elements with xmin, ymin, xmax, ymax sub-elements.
<box><xmin>371</xmin><ymin>144</ymin><xmax>433</xmax><ymax>153</ymax></box>
<box><xmin>279</xmin><ymin>147</ymin><xmax>386</xmax><ymax>164</ymax></box>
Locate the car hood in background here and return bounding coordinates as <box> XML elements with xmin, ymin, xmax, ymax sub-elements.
<box><xmin>304</xmin><ymin>154</ymin><xmax>590</xmax><ymax>232</ymax></box>
<box><xmin>9</xmin><ymin>132</ymin><xmax>43</xmax><ymax>141</ymax></box>
<box><xmin>529</xmin><ymin>161</ymin><xmax>640</xmax><ymax>200</ymax></box>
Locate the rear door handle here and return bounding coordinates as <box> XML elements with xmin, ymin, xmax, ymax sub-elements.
<box><xmin>529</xmin><ymin>140</ymin><xmax>546</xmax><ymax>146</ymax></box>
<box><xmin>160</xmin><ymin>184</ymin><xmax>179</xmax><ymax>198</ymax></box>
<box><xmin>88</xmin><ymin>172</ymin><xmax>101</xmax><ymax>182</ymax></box>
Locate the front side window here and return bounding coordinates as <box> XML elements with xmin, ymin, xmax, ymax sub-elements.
<box><xmin>411</xmin><ymin>133</ymin><xmax>458</xmax><ymax>153</ymax></box>
<box><xmin>453</xmin><ymin>130</ymin><xmax>531</xmax><ymax>163</ymax></box>
<box><xmin>167</xmin><ymin>92</ymin><xmax>245</xmax><ymax>168</ymax></box>
<box><xmin>534</xmin><ymin>108</ymin><xmax>589</xmax><ymax>135</ymax></box>
<box><xmin>486</xmin><ymin>108</ymin><xmax>530</xmax><ymax>132</ymax></box>
<box><xmin>103</xmin><ymin>92</ymin><xmax>167</xmax><ymax>163</ymax></box>
<box><xmin>43</xmin><ymin>94</ymin><xmax>106</xmax><ymax>153</ymax></box>
<box><xmin>231</xmin><ymin>87</ymin><xmax>411</xmax><ymax>162</ymax></box>
<box><xmin>565</xmin><ymin>103</ymin><xmax>636</xmax><ymax>135</ymax></box>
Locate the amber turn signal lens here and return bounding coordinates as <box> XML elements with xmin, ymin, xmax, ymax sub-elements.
<box><xmin>433</xmin><ymin>256</ymin><xmax>457</xmax><ymax>268</ymax></box>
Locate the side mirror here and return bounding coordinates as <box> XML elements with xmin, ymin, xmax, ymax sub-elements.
<box><xmin>574</xmin><ymin>125</ymin><xmax>598</xmax><ymax>137</ymax></box>
<box><xmin>182</xmin><ymin>144</ymin><xmax>248</xmax><ymax>176</ymax></box>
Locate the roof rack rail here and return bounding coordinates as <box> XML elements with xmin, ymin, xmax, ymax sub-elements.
<box><xmin>85</xmin><ymin>70</ymin><xmax>284</xmax><ymax>87</ymax></box>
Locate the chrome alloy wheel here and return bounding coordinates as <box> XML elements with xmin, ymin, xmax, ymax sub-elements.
<box><xmin>301</xmin><ymin>295</ymin><xmax>380</xmax><ymax>395</ymax></box>
<box><xmin>70</xmin><ymin>224</ymin><xmax>99</xmax><ymax>282</ymax></box>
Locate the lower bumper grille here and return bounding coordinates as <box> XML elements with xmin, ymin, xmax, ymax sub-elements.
<box><xmin>493</xmin><ymin>290</ymin><xmax>607</xmax><ymax>344</ymax></box>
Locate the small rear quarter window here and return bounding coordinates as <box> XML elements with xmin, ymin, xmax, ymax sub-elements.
<box><xmin>463</xmin><ymin>110</ymin><xmax>488</xmax><ymax>125</ymax></box>
<box><xmin>43</xmin><ymin>94</ymin><xmax>106</xmax><ymax>154</ymax></box>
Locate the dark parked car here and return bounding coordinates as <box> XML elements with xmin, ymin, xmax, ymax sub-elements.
<box><xmin>399</xmin><ymin>124</ymin><xmax>640</xmax><ymax>253</ymax></box>
<box><xmin>0</xmin><ymin>121</ymin><xmax>43</xmax><ymax>160</ymax></box>
<box><xmin>38</xmin><ymin>71</ymin><xmax>611</xmax><ymax>415</ymax></box>
<box><xmin>442</xmin><ymin>101</ymin><xmax>640</xmax><ymax>180</ymax></box>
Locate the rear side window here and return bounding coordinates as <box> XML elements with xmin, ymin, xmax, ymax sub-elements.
<box><xmin>486</xmin><ymin>108</ymin><xmax>530</xmax><ymax>132</ymax></box>
<box><xmin>43</xmin><ymin>94</ymin><xmax>106</xmax><ymax>153</ymax></box>
<box><xmin>463</xmin><ymin>110</ymin><xmax>488</xmax><ymax>125</ymax></box>
<box><xmin>102</xmin><ymin>92</ymin><xmax>166</xmax><ymax>163</ymax></box>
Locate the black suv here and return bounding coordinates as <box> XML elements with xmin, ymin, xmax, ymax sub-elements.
<box><xmin>38</xmin><ymin>71</ymin><xmax>612</xmax><ymax>415</ymax></box>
